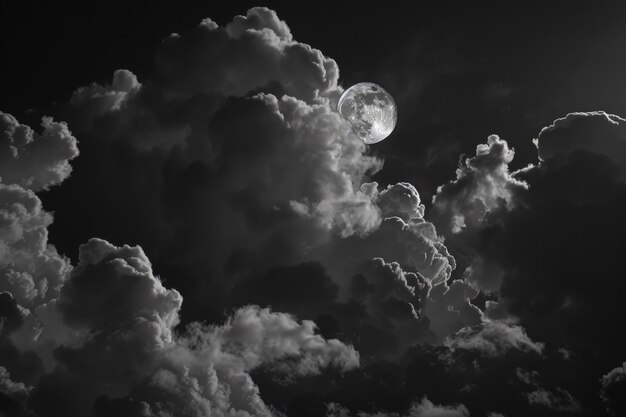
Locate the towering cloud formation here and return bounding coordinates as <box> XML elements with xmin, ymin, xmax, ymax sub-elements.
<box><xmin>42</xmin><ymin>240</ymin><xmax>357</xmax><ymax>417</ymax></box>
<box><xmin>430</xmin><ymin>111</ymin><xmax>626</xmax><ymax>414</ymax></box>
<box><xmin>2</xmin><ymin>8</ymin><xmax>438</xmax><ymax>416</ymax></box>
<box><xmin>430</xmin><ymin>134</ymin><xmax>528</xmax><ymax>293</ymax></box>
<box><xmin>3</xmin><ymin>5</ymin><xmax>624</xmax><ymax>417</ymax></box>
<box><xmin>0</xmin><ymin>112</ymin><xmax>76</xmax><ymax>307</ymax></box>
<box><xmin>432</xmin><ymin>134</ymin><xmax>527</xmax><ymax>236</ymax></box>
<box><xmin>44</xmin><ymin>6</ymin><xmax>456</xmax><ymax>331</ymax></box>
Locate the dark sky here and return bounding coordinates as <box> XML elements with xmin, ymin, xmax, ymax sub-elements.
<box><xmin>2</xmin><ymin>1</ymin><xmax>626</xmax><ymax>417</ymax></box>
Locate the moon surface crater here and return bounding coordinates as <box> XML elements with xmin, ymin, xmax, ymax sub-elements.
<box><xmin>338</xmin><ymin>82</ymin><xmax>398</xmax><ymax>144</ymax></box>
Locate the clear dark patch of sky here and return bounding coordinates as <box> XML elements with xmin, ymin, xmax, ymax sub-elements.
<box><xmin>3</xmin><ymin>0</ymin><xmax>626</xmax><ymax>200</ymax></box>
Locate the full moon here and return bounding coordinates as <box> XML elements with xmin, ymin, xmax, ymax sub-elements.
<box><xmin>337</xmin><ymin>82</ymin><xmax>398</xmax><ymax>144</ymax></box>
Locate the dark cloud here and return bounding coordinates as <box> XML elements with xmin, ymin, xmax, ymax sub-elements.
<box><xmin>1</xmin><ymin>5</ymin><xmax>624</xmax><ymax>417</ymax></box>
<box><xmin>24</xmin><ymin>240</ymin><xmax>358</xmax><ymax>417</ymax></box>
<box><xmin>40</xmin><ymin>6</ymin><xmax>457</xmax><ymax>342</ymax></box>
<box><xmin>430</xmin><ymin>111</ymin><xmax>626</xmax><ymax>414</ymax></box>
<box><xmin>0</xmin><ymin>365</ymin><xmax>31</xmax><ymax>417</ymax></box>
<box><xmin>1</xmin><ymin>93</ymin><xmax>359</xmax><ymax>416</ymax></box>
<box><xmin>600</xmin><ymin>362</ymin><xmax>626</xmax><ymax>416</ymax></box>
<box><xmin>0</xmin><ymin>113</ymin><xmax>74</xmax><ymax>308</ymax></box>
<box><xmin>327</xmin><ymin>397</ymin><xmax>469</xmax><ymax>417</ymax></box>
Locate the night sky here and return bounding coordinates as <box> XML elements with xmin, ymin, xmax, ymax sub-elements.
<box><xmin>2</xmin><ymin>1</ymin><xmax>626</xmax><ymax>416</ymax></box>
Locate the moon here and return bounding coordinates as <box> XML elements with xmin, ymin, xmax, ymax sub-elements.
<box><xmin>337</xmin><ymin>82</ymin><xmax>398</xmax><ymax>144</ymax></box>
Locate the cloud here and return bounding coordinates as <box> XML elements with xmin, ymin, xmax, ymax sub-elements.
<box><xmin>58</xmin><ymin>238</ymin><xmax>182</xmax><ymax>332</ymax></box>
<box><xmin>8</xmin><ymin>6</ymin><xmax>619</xmax><ymax>417</ymax></box>
<box><xmin>11</xmin><ymin>237</ymin><xmax>358</xmax><ymax>417</ymax></box>
<box><xmin>535</xmin><ymin>111</ymin><xmax>626</xmax><ymax>170</ymax></box>
<box><xmin>600</xmin><ymin>362</ymin><xmax>626</xmax><ymax>416</ymax></box>
<box><xmin>155</xmin><ymin>7</ymin><xmax>339</xmax><ymax>103</ymax></box>
<box><xmin>402</xmin><ymin>398</ymin><xmax>469</xmax><ymax>417</ymax></box>
<box><xmin>327</xmin><ymin>397</ymin><xmax>469</xmax><ymax>417</ymax></box>
<box><xmin>43</xmin><ymin>6</ymin><xmax>458</xmax><ymax>352</ymax></box>
<box><xmin>444</xmin><ymin>321</ymin><xmax>544</xmax><ymax>357</ymax></box>
<box><xmin>421</xmin><ymin>279</ymin><xmax>481</xmax><ymax>341</ymax></box>
<box><xmin>0</xmin><ymin>366</ymin><xmax>30</xmax><ymax>398</ymax></box>
<box><xmin>0</xmin><ymin>366</ymin><xmax>31</xmax><ymax>417</ymax></box>
<box><xmin>0</xmin><ymin>184</ymin><xmax>70</xmax><ymax>305</ymax></box>
<box><xmin>0</xmin><ymin>113</ymin><xmax>74</xmax><ymax>307</ymax></box>
<box><xmin>430</xmin><ymin>134</ymin><xmax>528</xmax><ymax>293</ymax></box>
<box><xmin>233</xmin><ymin>257</ymin><xmax>433</xmax><ymax>362</ymax></box>
<box><xmin>429</xmin><ymin>111</ymin><xmax>626</xmax><ymax>414</ymax></box>
<box><xmin>0</xmin><ymin>112</ymin><xmax>79</xmax><ymax>191</ymax></box>
<box><xmin>376</xmin><ymin>182</ymin><xmax>425</xmax><ymax>221</ymax></box>
<box><xmin>90</xmin><ymin>304</ymin><xmax>358</xmax><ymax>417</ymax></box>
<box><xmin>340</xmin><ymin>258</ymin><xmax>432</xmax><ymax>359</ymax></box>
<box><xmin>431</xmin><ymin>134</ymin><xmax>528</xmax><ymax>236</ymax></box>
<box><xmin>525</xmin><ymin>387</ymin><xmax>581</xmax><ymax>413</ymax></box>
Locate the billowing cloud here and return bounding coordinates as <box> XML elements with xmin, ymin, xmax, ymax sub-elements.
<box><xmin>5</xmin><ymin>5</ymin><xmax>622</xmax><ymax>417</ymax></box>
<box><xmin>421</xmin><ymin>279</ymin><xmax>481</xmax><ymax>341</ymax></box>
<box><xmin>155</xmin><ymin>7</ymin><xmax>340</xmax><ymax>103</ymax></box>
<box><xmin>430</xmin><ymin>134</ymin><xmax>528</xmax><ymax>293</ymax></box>
<box><xmin>535</xmin><ymin>111</ymin><xmax>626</xmax><ymax>170</ymax></box>
<box><xmin>600</xmin><ymin>362</ymin><xmax>626</xmax><ymax>416</ymax></box>
<box><xmin>0</xmin><ymin>366</ymin><xmax>31</xmax><ymax>417</ymax></box>
<box><xmin>42</xmin><ymin>6</ymin><xmax>457</xmax><ymax>348</ymax></box>
<box><xmin>0</xmin><ymin>184</ymin><xmax>70</xmax><ymax>305</ymax></box>
<box><xmin>444</xmin><ymin>321</ymin><xmax>544</xmax><ymax>357</ymax></box>
<box><xmin>11</xmin><ymin>238</ymin><xmax>358</xmax><ymax>417</ymax></box>
<box><xmin>0</xmin><ymin>113</ymin><xmax>74</xmax><ymax>307</ymax></box>
<box><xmin>428</xmin><ymin>111</ymin><xmax>626</xmax><ymax>415</ymax></box>
<box><xmin>431</xmin><ymin>134</ymin><xmax>527</xmax><ymax>235</ymax></box>
<box><xmin>0</xmin><ymin>112</ymin><xmax>79</xmax><ymax>191</ymax></box>
<box><xmin>327</xmin><ymin>397</ymin><xmax>469</xmax><ymax>417</ymax></box>
<box><xmin>58</xmin><ymin>238</ymin><xmax>182</xmax><ymax>332</ymax></box>
<box><xmin>234</xmin><ymin>257</ymin><xmax>433</xmax><ymax>362</ymax></box>
<box><xmin>93</xmin><ymin>304</ymin><xmax>358</xmax><ymax>417</ymax></box>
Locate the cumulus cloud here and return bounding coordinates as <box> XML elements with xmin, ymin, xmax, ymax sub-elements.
<box><xmin>0</xmin><ymin>113</ymin><xmax>74</xmax><ymax>307</ymax></box>
<box><xmin>234</xmin><ymin>256</ymin><xmax>433</xmax><ymax>362</ymax></box>
<box><xmin>525</xmin><ymin>387</ymin><xmax>581</xmax><ymax>413</ymax></box>
<box><xmin>1</xmin><ymin>10</ymin><xmax>421</xmax><ymax>416</ymax></box>
<box><xmin>155</xmin><ymin>7</ymin><xmax>340</xmax><ymax>103</ymax></box>
<box><xmin>341</xmin><ymin>258</ymin><xmax>432</xmax><ymax>359</ymax></box>
<box><xmin>0</xmin><ymin>112</ymin><xmax>79</xmax><ymax>191</ymax></box>
<box><xmin>444</xmin><ymin>321</ymin><xmax>544</xmax><ymax>357</ymax></box>
<box><xmin>427</xmin><ymin>111</ymin><xmax>626</xmax><ymax>415</ymax></box>
<box><xmin>327</xmin><ymin>397</ymin><xmax>469</xmax><ymax>417</ymax></box>
<box><xmin>376</xmin><ymin>182</ymin><xmax>425</xmax><ymax>221</ymax></box>
<box><xmin>535</xmin><ymin>111</ymin><xmax>626</xmax><ymax>170</ymax></box>
<box><xmin>402</xmin><ymin>398</ymin><xmax>469</xmax><ymax>417</ymax></box>
<box><xmin>600</xmin><ymin>362</ymin><xmax>626</xmax><ymax>416</ymax></box>
<box><xmin>422</xmin><ymin>280</ymin><xmax>481</xmax><ymax>341</ymax></box>
<box><xmin>0</xmin><ymin>113</ymin><xmax>73</xmax><ymax>309</ymax></box>
<box><xmin>0</xmin><ymin>366</ymin><xmax>31</xmax><ymax>417</ymax></box>
<box><xmin>8</xmin><ymin>237</ymin><xmax>358</xmax><ymax>417</ymax></box>
<box><xmin>58</xmin><ymin>238</ymin><xmax>182</xmax><ymax>332</ymax></box>
<box><xmin>432</xmin><ymin>134</ymin><xmax>527</xmax><ymax>235</ymax></box>
<box><xmin>9</xmin><ymin>6</ymin><xmax>618</xmax><ymax>417</ymax></box>
<box><xmin>0</xmin><ymin>184</ymin><xmax>70</xmax><ymax>305</ymax></box>
<box><xmin>42</xmin><ymin>6</ymin><xmax>458</xmax><ymax>349</ymax></box>
<box><xmin>430</xmin><ymin>134</ymin><xmax>528</xmax><ymax>293</ymax></box>
<box><xmin>91</xmin><ymin>304</ymin><xmax>358</xmax><ymax>417</ymax></box>
<box><xmin>0</xmin><ymin>366</ymin><xmax>30</xmax><ymax>398</ymax></box>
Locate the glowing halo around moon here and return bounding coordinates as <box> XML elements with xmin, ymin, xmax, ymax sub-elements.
<box><xmin>337</xmin><ymin>82</ymin><xmax>398</xmax><ymax>144</ymax></box>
